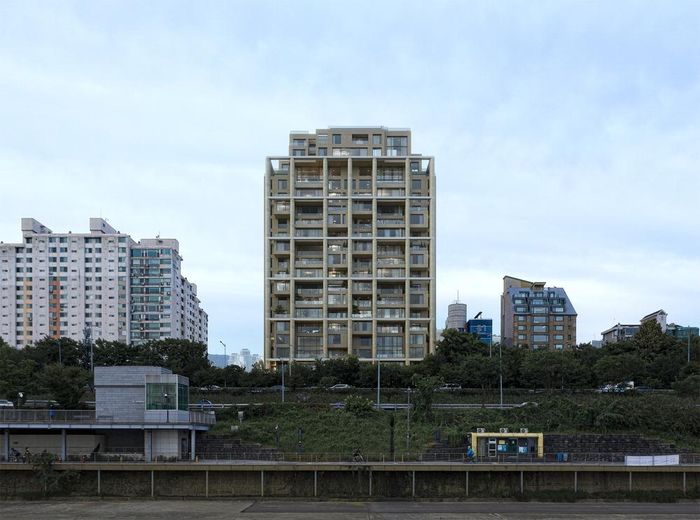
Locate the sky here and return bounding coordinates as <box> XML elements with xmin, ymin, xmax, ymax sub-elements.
<box><xmin>1</xmin><ymin>0</ymin><xmax>699</xmax><ymax>357</ymax></box>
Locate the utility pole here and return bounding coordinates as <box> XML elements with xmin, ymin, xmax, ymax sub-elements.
<box><xmin>219</xmin><ymin>340</ymin><xmax>227</xmax><ymax>389</ymax></box>
<box><xmin>406</xmin><ymin>387</ymin><xmax>411</xmax><ymax>451</ymax></box>
<box><xmin>281</xmin><ymin>361</ymin><xmax>285</xmax><ymax>403</ymax></box>
<box><xmin>499</xmin><ymin>342</ymin><xmax>503</xmax><ymax>409</ymax></box>
<box><xmin>376</xmin><ymin>358</ymin><xmax>381</xmax><ymax>407</ymax></box>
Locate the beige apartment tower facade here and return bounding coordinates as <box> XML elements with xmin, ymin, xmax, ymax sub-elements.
<box><xmin>265</xmin><ymin>127</ymin><xmax>435</xmax><ymax>366</ymax></box>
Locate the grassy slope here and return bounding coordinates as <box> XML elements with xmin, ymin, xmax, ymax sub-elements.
<box><xmin>210</xmin><ymin>392</ymin><xmax>700</xmax><ymax>455</ymax></box>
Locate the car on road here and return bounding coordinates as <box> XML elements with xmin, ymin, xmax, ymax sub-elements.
<box><xmin>329</xmin><ymin>384</ymin><xmax>352</xmax><ymax>390</ymax></box>
<box><xmin>438</xmin><ymin>383</ymin><xmax>462</xmax><ymax>391</ymax></box>
<box><xmin>0</xmin><ymin>399</ymin><xmax>14</xmax><ymax>409</ymax></box>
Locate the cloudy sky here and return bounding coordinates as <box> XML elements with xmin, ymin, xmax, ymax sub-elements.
<box><xmin>1</xmin><ymin>1</ymin><xmax>699</xmax><ymax>356</ymax></box>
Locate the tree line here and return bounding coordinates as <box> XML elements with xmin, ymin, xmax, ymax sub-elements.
<box><xmin>0</xmin><ymin>320</ymin><xmax>698</xmax><ymax>408</ymax></box>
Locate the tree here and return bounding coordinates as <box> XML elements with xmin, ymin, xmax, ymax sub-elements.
<box><xmin>40</xmin><ymin>364</ymin><xmax>89</xmax><ymax>409</ymax></box>
<box><xmin>93</xmin><ymin>339</ymin><xmax>143</xmax><ymax>366</ymax></box>
<box><xmin>434</xmin><ymin>329</ymin><xmax>488</xmax><ymax>364</ymax></box>
<box><xmin>593</xmin><ymin>354</ymin><xmax>648</xmax><ymax>385</ymax></box>
<box><xmin>410</xmin><ymin>374</ymin><xmax>442</xmax><ymax>421</ymax></box>
<box><xmin>141</xmin><ymin>339</ymin><xmax>210</xmax><ymax>380</ymax></box>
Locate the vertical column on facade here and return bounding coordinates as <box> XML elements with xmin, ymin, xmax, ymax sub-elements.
<box><xmin>190</xmin><ymin>428</ymin><xmax>196</xmax><ymax>461</ymax></box>
<box><xmin>289</xmin><ymin>158</ymin><xmax>296</xmax><ymax>362</ymax></box>
<box><xmin>404</xmin><ymin>157</ymin><xmax>411</xmax><ymax>365</ymax></box>
<box><xmin>264</xmin><ymin>160</ymin><xmax>271</xmax><ymax>362</ymax></box>
<box><xmin>428</xmin><ymin>158</ymin><xmax>437</xmax><ymax>354</ymax></box>
<box><xmin>322</xmin><ymin>157</ymin><xmax>329</xmax><ymax>359</ymax></box>
<box><xmin>346</xmin><ymin>157</ymin><xmax>354</xmax><ymax>357</ymax></box>
<box><xmin>370</xmin><ymin>157</ymin><xmax>378</xmax><ymax>362</ymax></box>
<box><xmin>144</xmin><ymin>430</ymin><xmax>152</xmax><ymax>462</ymax></box>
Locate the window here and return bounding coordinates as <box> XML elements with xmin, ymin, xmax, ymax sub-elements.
<box><xmin>318</xmin><ymin>147</ymin><xmax>327</xmax><ymax>156</ymax></box>
<box><xmin>372</xmin><ymin>148</ymin><xmax>382</xmax><ymax>156</ymax></box>
<box><xmin>410</xmin><ymin>214</ymin><xmax>424</xmax><ymax>225</ymax></box>
<box><xmin>332</xmin><ymin>134</ymin><xmax>341</xmax><ymax>144</ymax></box>
<box><xmin>317</xmin><ymin>134</ymin><xmax>328</xmax><ymax>144</ymax></box>
<box><xmin>328</xmin><ymin>334</ymin><xmax>341</xmax><ymax>345</ymax></box>
<box><xmin>277</xmin><ymin>179</ymin><xmax>288</xmax><ymax>191</ymax></box>
<box><xmin>411</xmin><ymin>179</ymin><xmax>422</xmax><ymax>191</ymax></box>
<box><xmin>292</xmin><ymin>149</ymin><xmax>304</xmax><ymax>156</ymax></box>
<box><xmin>292</xmin><ymin>139</ymin><xmax>305</xmax><ymax>146</ymax></box>
<box><xmin>532</xmin><ymin>334</ymin><xmax>548</xmax><ymax>342</ymax></box>
<box><xmin>372</xmin><ymin>134</ymin><xmax>381</xmax><ymax>145</ymax></box>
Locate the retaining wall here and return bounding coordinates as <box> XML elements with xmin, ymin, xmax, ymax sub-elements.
<box><xmin>0</xmin><ymin>463</ymin><xmax>698</xmax><ymax>499</ymax></box>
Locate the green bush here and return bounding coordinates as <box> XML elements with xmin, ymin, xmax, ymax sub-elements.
<box><xmin>344</xmin><ymin>394</ymin><xmax>374</xmax><ymax>417</ymax></box>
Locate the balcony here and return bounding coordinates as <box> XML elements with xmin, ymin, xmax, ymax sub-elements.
<box><xmin>295</xmin><ymin>189</ymin><xmax>323</xmax><ymax>197</ymax></box>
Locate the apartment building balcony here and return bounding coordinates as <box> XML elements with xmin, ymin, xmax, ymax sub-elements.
<box><xmin>352</xmin><ymin>347</ymin><xmax>372</xmax><ymax>358</ymax></box>
<box><xmin>328</xmin><ymin>269</ymin><xmax>347</xmax><ymax>278</ymax></box>
<box><xmin>327</xmin><ymin>215</ymin><xmax>347</xmax><ymax>226</ymax></box>
<box><xmin>327</xmin><ymin>350</ymin><xmax>348</xmax><ymax>359</ymax></box>
<box><xmin>295</xmin><ymin>229</ymin><xmax>322</xmax><ymax>238</ymax></box>
<box><xmin>377</xmin><ymin>219</ymin><xmax>405</xmax><ymax>226</ymax></box>
<box><xmin>295</xmin><ymin>176</ymin><xmax>322</xmax><ymax>186</ymax></box>
<box><xmin>377</xmin><ymin>188</ymin><xmax>405</xmax><ymax>197</ymax></box>
<box><xmin>376</xmin><ymin>308</ymin><xmax>405</xmax><ymax>319</ymax></box>
<box><xmin>351</xmin><ymin>311</ymin><xmax>372</xmax><ymax>319</ymax></box>
<box><xmin>377</xmin><ymin>268</ymin><xmax>405</xmax><ymax>278</ymax></box>
<box><xmin>295</xmin><ymin>218</ymin><xmax>323</xmax><ymax>228</ymax></box>
<box><xmin>376</xmin><ymin>176</ymin><xmax>404</xmax><ymax>184</ymax></box>
<box><xmin>377</xmin><ymin>258</ymin><xmax>405</xmax><ymax>267</ymax></box>
<box><xmin>274</xmin><ymin>346</ymin><xmax>290</xmax><ymax>359</ymax></box>
<box><xmin>294</xmin><ymin>268</ymin><xmax>323</xmax><ymax>278</ymax></box>
<box><xmin>294</xmin><ymin>258</ymin><xmax>323</xmax><ymax>268</ymax></box>
<box><xmin>352</xmin><ymin>242</ymin><xmax>372</xmax><ymax>254</ymax></box>
<box><xmin>294</xmin><ymin>189</ymin><xmax>323</xmax><ymax>198</ymax></box>
<box><xmin>352</xmin><ymin>282</ymin><xmax>372</xmax><ymax>293</ymax></box>
<box><xmin>409</xmin><ymin>346</ymin><xmax>426</xmax><ymax>358</ymax></box>
<box><xmin>273</xmin><ymin>203</ymin><xmax>290</xmax><ymax>213</ymax></box>
<box><xmin>327</xmin><ymin>295</ymin><xmax>348</xmax><ymax>306</ymax></box>
<box><xmin>377</xmin><ymin>229</ymin><xmax>404</xmax><ymax>238</ymax></box>
<box><xmin>295</xmin><ymin>308</ymin><xmax>323</xmax><ymax>319</ymax></box>
<box><xmin>352</xmin><ymin>202</ymin><xmax>373</xmax><ymax>213</ymax></box>
<box><xmin>352</xmin><ymin>270</ymin><xmax>372</xmax><ymax>278</ymax></box>
<box><xmin>295</xmin><ymin>297</ymin><xmax>323</xmax><ymax>306</ymax></box>
<box><xmin>377</xmin><ymin>296</ymin><xmax>405</xmax><ymax>306</ymax></box>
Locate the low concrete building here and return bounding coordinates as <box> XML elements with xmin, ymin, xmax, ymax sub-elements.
<box><xmin>1</xmin><ymin>366</ymin><xmax>213</xmax><ymax>462</ymax></box>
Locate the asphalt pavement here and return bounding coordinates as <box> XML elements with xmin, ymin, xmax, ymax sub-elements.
<box><xmin>0</xmin><ymin>500</ymin><xmax>698</xmax><ymax>519</ymax></box>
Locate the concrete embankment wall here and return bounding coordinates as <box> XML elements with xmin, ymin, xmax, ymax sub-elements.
<box><xmin>0</xmin><ymin>463</ymin><xmax>698</xmax><ymax>499</ymax></box>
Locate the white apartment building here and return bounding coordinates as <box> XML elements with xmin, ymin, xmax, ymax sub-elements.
<box><xmin>264</xmin><ymin>127</ymin><xmax>436</xmax><ymax>367</ymax></box>
<box><xmin>0</xmin><ymin>218</ymin><xmax>207</xmax><ymax>348</ymax></box>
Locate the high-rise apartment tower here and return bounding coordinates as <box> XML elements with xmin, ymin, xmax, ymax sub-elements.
<box><xmin>265</xmin><ymin>127</ymin><xmax>435</xmax><ymax>366</ymax></box>
<box><xmin>0</xmin><ymin>218</ymin><xmax>207</xmax><ymax>348</ymax></box>
<box><xmin>500</xmin><ymin>275</ymin><xmax>576</xmax><ymax>350</ymax></box>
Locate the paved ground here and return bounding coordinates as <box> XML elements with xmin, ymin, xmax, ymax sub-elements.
<box><xmin>0</xmin><ymin>500</ymin><xmax>698</xmax><ymax>519</ymax></box>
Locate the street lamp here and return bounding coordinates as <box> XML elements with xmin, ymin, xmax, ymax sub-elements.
<box><xmin>163</xmin><ymin>393</ymin><xmax>171</xmax><ymax>423</ymax></box>
<box><xmin>219</xmin><ymin>340</ymin><xmax>228</xmax><ymax>389</ymax></box>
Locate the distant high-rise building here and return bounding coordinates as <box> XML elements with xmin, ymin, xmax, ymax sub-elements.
<box><xmin>0</xmin><ymin>218</ymin><xmax>207</xmax><ymax>348</ymax></box>
<box><xmin>445</xmin><ymin>300</ymin><xmax>467</xmax><ymax>331</ymax></box>
<box><xmin>208</xmin><ymin>354</ymin><xmax>229</xmax><ymax>369</ymax></box>
<box><xmin>264</xmin><ymin>127</ymin><xmax>436</xmax><ymax>366</ymax></box>
<box><xmin>500</xmin><ymin>276</ymin><xmax>577</xmax><ymax>350</ymax></box>
<box><xmin>240</xmin><ymin>348</ymin><xmax>252</xmax><ymax>371</ymax></box>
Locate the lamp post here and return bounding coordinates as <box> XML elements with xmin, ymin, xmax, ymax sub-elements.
<box><xmin>163</xmin><ymin>393</ymin><xmax>171</xmax><ymax>423</ymax></box>
<box><xmin>219</xmin><ymin>340</ymin><xmax>228</xmax><ymax>389</ymax></box>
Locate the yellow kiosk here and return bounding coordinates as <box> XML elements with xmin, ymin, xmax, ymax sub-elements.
<box><xmin>470</xmin><ymin>429</ymin><xmax>544</xmax><ymax>458</ymax></box>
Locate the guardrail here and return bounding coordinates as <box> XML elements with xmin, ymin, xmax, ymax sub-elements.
<box><xmin>188</xmin><ymin>451</ymin><xmax>700</xmax><ymax>465</ymax></box>
<box><xmin>0</xmin><ymin>409</ymin><xmax>215</xmax><ymax>426</ymax></box>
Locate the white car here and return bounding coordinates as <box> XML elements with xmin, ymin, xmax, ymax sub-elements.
<box><xmin>329</xmin><ymin>384</ymin><xmax>352</xmax><ymax>390</ymax></box>
<box><xmin>0</xmin><ymin>399</ymin><xmax>14</xmax><ymax>409</ymax></box>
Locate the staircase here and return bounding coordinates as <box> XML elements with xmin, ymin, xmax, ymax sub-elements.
<box><xmin>544</xmin><ymin>433</ymin><xmax>687</xmax><ymax>462</ymax></box>
<box><xmin>196</xmin><ymin>434</ymin><xmax>282</xmax><ymax>461</ymax></box>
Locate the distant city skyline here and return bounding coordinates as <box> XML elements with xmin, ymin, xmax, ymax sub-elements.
<box><xmin>2</xmin><ymin>1</ymin><xmax>699</xmax><ymax>357</ymax></box>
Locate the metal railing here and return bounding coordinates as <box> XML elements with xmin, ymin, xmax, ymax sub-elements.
<box><xmin>0</xmin><ymin>409</ymin><xmax>215</xmax><ymax>426</ymax></box>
